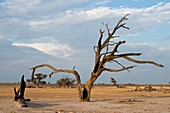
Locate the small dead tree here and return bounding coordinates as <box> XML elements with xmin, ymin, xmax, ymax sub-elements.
<box><xmin>30</xmin><ymin>14</ymin><xmax>163</xmax><ymax>102</ymax></box>
<box><xmin>111</xmin><ymin>77</ymin><xmax>117</xmax><ymax>85</ymax></box>
<box><xmin>14</xmin><ymin>75</ymin><xmax>31</xmax><ymax>107</ymax></box>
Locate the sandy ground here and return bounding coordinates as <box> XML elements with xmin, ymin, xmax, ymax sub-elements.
<box><xmin>0</xmin><ymin>84</ymin><xmax>170</xmax><ymax>113</ymax></box>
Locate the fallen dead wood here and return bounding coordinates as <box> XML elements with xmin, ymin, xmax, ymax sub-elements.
<box><xmin>14</xmin><ymin>75</ymin><xmax>31</xmax><ymax>107</ymax></box>
<box><xmin>116</xmin><ymin>84</ymin><xmax>127</xmax><ymax>88</ymax></box>
<box><xmin>130</xmin><ymin>85</ymin><xmax>170</xmax><ymax>93</ymax></box>
<box><xmin>131</xmin><ymin>85</ymin><xmax>156</xmax><ymax>92</ymax></box>
<box><xmin>143</xmin><ymin>85</ymin><xmax>156</xmax><ymax>92</ymax></box>
<box><xmin>157</xmin><ymin>86</ymin><xmax>170</xmax><ymax>93</ymax></box>
<box><xmin>133</xmin><ymin>85</ymin><xmax>143</xmax><ymax>92</ymax></box>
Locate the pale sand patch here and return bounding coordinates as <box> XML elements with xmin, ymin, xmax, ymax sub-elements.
<box><xmin>0</xmin><ymin>97</ymin><xmax>170</xmax><ymax>113</ymax></box>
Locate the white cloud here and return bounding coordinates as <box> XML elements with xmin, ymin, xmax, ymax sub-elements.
<box><xmin>128</xmin><ymin>42</ymin><xmax>153</xmax><ymax>47</ymax></box>
<box><xmin>122</xmin><ymin>43</ymin><xmax>170</xmax><ymax>60</ymax></box>
<box><xmin>13</xmin><ymin>42</ymin><xmax>76</xmax><ymax>57</ymax></box>
<box><xmin>29</xmin><ymin>20</ymin><xmax>52</xmax><ymax>26</ymax></box>
<box><xmin>1</xmin><ymin>1</ymin><xmax>169</xmax><ymax>42</ymax></box>
<box><xmin>46</xmin><ymin>2</ymin><xmax>170</xmax><ymax>35</ymax></box>
<box><xmin>28</xmin><ymin>0</ymin><xmax>41</xmax><ymax>5</ymax></box>
<box><xmin>53</xmin><ymin>7</ymin><xmax>115</xmax><ymax>25</ymax></box>
<box><xmin>94</xmin><ymin>0</ymin><xmax>111</xmax><ymax>5</ymax></box>
<box><xmin>0</xmin><ymin>1</ymin><xmax>170</xmax><ymax>83</ymax></box>
<box><xmin>0</xmin><ymin>35</ymin><xmax>3</xmax><ymax>39</ymax></box>
<box><xmin>63</xmin><ymin>2</ymin><xmax>170</xmax><ymax>23</ymax></box>
<box><xmin>0</xmin><ymin>0</ymin><xmax>38</xmax><ymax>15</ymax></box>
<box><xmin>157</xmin><ymin>47</ymin><xmax>170</xmax><ymax>52</ymax></box>
<box><xmin>145</xmin><ymin>2</ymin><xmax>164</xmax><ymax>12</ymax></box>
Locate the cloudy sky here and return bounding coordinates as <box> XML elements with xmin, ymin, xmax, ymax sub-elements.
<box><xmin>0</xmin><ymin>0</ymin><xmax>170</xmax><ymax>84</ymax></box>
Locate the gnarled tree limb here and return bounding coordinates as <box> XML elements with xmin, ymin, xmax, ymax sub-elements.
<box><xmin>30</xmin><ymin>64</ymin><xmax>83</xmax><ymax>100</ymax></box>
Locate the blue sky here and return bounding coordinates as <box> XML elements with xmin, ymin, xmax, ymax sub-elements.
<box><xmin>0</xmin><ymin>0</ymin><xmax>169</xmax><ymax>84</ymax></box>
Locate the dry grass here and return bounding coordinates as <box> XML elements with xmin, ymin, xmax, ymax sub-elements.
<box><xmin>1</xmin><ymin>84</ymin><xmax>170</xmax><ymax>99</ymax></box>
<box><xmin>0</xmin><ymin>84</ymin><xmax>170</xmax><ymax>113</ymax></box>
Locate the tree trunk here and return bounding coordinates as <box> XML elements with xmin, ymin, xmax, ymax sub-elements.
<box><xmin>81</xmin><ymin>82</ymin><xmax>92</xmax><ymax>102</ymax></box>
<box><xmin>81</xmin><ymin>72</ymin><xmax>101</xmax><ymax>102</ymax></box>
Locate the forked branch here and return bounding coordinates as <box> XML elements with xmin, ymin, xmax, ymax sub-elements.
<box><xmin>94</xmin><ymin>14</ymin><xmax>163</xmax><ymax>75</ymax></box>
<box><xmin>101</xmin><ymin>14</ymin><xmax>129</xmax><ymax>49</ymax></box>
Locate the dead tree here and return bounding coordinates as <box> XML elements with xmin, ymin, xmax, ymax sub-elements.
<box><xmin>14</xmin><ymin>75</ymin><xmax>31</xmax><ymax>107</ymax></box>
<box><xmin>111</xmin><ymin>77</ymin><xmax>117</xmax><ymax>85</ymax></box>
<box><xmin>30</xmin><ymin>14</ymin><xmax>163</xmax><ymax>102</ymax></box>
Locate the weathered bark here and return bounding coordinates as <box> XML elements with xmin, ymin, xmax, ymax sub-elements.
<box><xmin>81</xmin><ymin>77</ymin><xmax>95</xmax><ymax>101</ymax></box>
<box><xmin>30</xmin><ymin>14</ymin><xmax>164</xmax><ymax>102</ymax></box>
<box><xmin>14</xmin><ymin>75</ymin><xmax>31</xmax><ymax>107</ymax></box>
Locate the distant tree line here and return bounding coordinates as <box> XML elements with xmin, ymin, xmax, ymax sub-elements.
<box><xmin>26</xmin><ymin>74</ymin><xmax>76</xmax><ymax>88</ymax></box>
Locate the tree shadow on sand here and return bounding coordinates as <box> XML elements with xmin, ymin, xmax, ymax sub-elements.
<box><xmin>26</xmin><ymin>100</ymin><xmax>59</xmax><ymax>108</ymax></box>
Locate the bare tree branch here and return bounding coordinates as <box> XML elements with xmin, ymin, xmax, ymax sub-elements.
<box><xmin>93</xmin><ymin>46</ymin><xmax>98</xmax><ymax>53</ymax></box>
<box><xmin>117</xmin><ymin>23</ymin><xmax>129</xmax><ymax>30</ymax></box>
<box><xmin>111</xmin><ymin>14</ymin><xmax>130</xmax><ymax>35</ymax></box>
<box><xmin>112</xmin><ymin>60</ymin><xmax>131</xmax><ymax>73</ymax></box>
<box><xmin>103</xmin><ymin>65</ymin><xmax>136</xmax><ymax>72</ymax></box>
<box><xmin>123</xmin><ymin>56</ymin><xmax>164</xmax><ymax>67</ymax></box>
<box><xmin>104</xmin><ymin>53</ymin><xmax>142</xmax><ymax>63</ymax></box>
<box><xmin>111</xmin><ymin>40</ymin><xmax>126</xmax><ymax>55</ymax></box>
<box><xmin>98</xmin><ymin>29</ymin><xmax>104</xmax><ymax>52</ymax></box>
<box><xmin>101</xmin><ymin>14</ymin><xmax>130</xmax><ymax>50</ymax></box>
<box><xmin>102</xmin><ymin>22</ymin><xmax>109</xmax><ymax>35</ymax></box>
<box><xmin>115</xmin><ymin>53</ymin><xmax>142</xmax><ymax>57</ymax></box>
<box><xmin>48</xmin><ymin>72</ymin><xmax>54</xmax><ymax>78</ymax></box>
<box><xmin>30</xmin><ymin>64</ymin><xmax>83</xmax><ymax>100</ymax></box>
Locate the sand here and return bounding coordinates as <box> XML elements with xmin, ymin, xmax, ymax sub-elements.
<box><xmin>0</xmin><ymin>84</ymin><xmax>170</xmax><ymax>113</ymax></box>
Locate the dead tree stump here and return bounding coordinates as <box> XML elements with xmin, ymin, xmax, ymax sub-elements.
<box><xmin>144</xmin><ymin>85</ymin><xmax>156</xmax><ymax>92</ymax></box>
<box><xmin>14</xmin><ymin>75</ymin><xmax>31</xmax><ymax>107</ymax></box>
